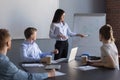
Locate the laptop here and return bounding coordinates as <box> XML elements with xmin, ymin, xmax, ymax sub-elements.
<box><xmin>53</xmin><ymin>47</ymin><xmax>78</xmax><ymax>63</ymax></box>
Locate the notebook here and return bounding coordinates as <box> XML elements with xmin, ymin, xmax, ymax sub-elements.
<box><xmin>53</xmin><ymin>47</ymin><xmax>78</xmax><ymax>63</ymax></box>
<box><xmin>45</xmin><ymin>65</ymin><xmax>61</xmax><ymax>70</ymax></box>
<box><xmin>22</xmin><ymin>63</ymin><xmax>44</xmax><ymax>67</ymax></box>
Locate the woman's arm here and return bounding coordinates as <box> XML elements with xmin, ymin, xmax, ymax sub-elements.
<box><xmin>66</xmin><ymin>24</ymin><xmax>85</xmax><ymax>37</ymax></box>
<box><xmin>49</xmin><ymin>24</ymin><xmax>58</xmax><ymax>39</ymax></box>
<box><xmin>101</xmin><ymin>47</ymin><xmax>116</xmax><ymax>68</ymax></box>
<box><xmin>87</xmin><ymin>59</ymin><xmax>104</xmax><ymax>67</ymax></box>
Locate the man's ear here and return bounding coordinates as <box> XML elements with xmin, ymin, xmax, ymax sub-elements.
<box><xmin>6</xmin><ymin>41</ymin><xmax>9</xmax><ymax>47</ymax></box>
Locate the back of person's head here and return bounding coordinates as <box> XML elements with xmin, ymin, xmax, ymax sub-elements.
<box><xmin>0</xmin><ymin>29</ymin><xmax>10</xmax><ymax>50</ymax></box>
<box><xmin>24</xmin><ymin>27</ymin><xmax>37</xmax><ymax>39</ymax></box>
<box><xmin>52</xmin><ymin>9</ymin><xmax>65</xmax><ymax>23</ymax></box>
<box><xmin>99</xmin><ymin>24</ymin><xmax>115</xmax><ymax>42</ymax></box>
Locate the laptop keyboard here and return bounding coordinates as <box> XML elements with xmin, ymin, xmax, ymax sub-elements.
<box><xmin>55</xmin><ymin>58</ymin><xmax>67</xmax><ymax>63</ymax></box>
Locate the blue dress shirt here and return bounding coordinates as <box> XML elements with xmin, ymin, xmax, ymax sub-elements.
<box><xmin>20</xmin><ymin>40</ymin><xmax>52</xmax><ymax>62</ymax></box>
<box><xmin>0</xmin><ymin>54</ymin><xmax>48</xmax><ymax>80</ymax></box>
<box><xmin>49</xmin><ymin>22</ymin><xmax>77</xmax><ymax>41</ymax></box>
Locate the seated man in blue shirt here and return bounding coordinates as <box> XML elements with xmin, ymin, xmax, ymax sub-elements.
<box><xmin>20</xmin><ymin>27</ymin><xmax>58</xmax><ymax>62</ymax></box>
<box><xmin>0</xmin><ymin>29</ymin><xmax>55</xmax><ymax>80</ymax></box>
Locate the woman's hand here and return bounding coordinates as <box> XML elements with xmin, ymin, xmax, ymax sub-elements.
<box><xmin>76</xmin><ymin>34</ymin><xmax>88</xmax><ymax>38</ymax></box>
<box><xmin>57</xmin><ymin>34</ymin><xmax>67</xmax><ymax>39</ymax></box>
<box><xmin>87</xmin><ymin>60</ymin><xmax>93</xmax><ymax>65</ymax></box>
<box><xmin>52</xmin><ymin>49</ymin><xmax>59</xmax><ymax>54</ymax></box>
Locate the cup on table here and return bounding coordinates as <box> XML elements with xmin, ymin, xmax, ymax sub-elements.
<box><xmin>40</xmin><ymin>55</ymin><xmax>52</xmax><ymax>64</ymax></box>
<box><xmin>81</xmin><ymin>55</ymin><xmax>88</xmax><ymax>65</ymax></box>
<box><xmin>46</xmin><ymin>55</ymin><xmax>52</xmax><ymax>64</ymax></box>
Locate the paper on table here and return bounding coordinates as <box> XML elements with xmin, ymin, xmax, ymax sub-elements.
<box><xmin>22</xmin><ymin>63</ymin><xmax>44</xmax><ymax>67</ymax></box>
<box><xmin>51</xmin><ymin>60</ymin><xmax>58</xmax><ymax>64</ymax></box>
<box><xmin>74</xmin><ymin>66</ymin><xmax>98</xmax><ymax>71</ymax></box>
<box><xmin>55</xmin><ymin>71</ymin><xmax>66</xmax><ymax>76</ymax></box>
<box><xmin>45</xmin><ymin>65</ymin><xmax>61</xmax><ymax>70</ymax></box>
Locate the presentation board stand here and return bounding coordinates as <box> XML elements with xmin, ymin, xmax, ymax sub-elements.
<box><xmin>72</xmin><ymin>13</ymin><xmax>106</xmax><ymax>57</ymax></box>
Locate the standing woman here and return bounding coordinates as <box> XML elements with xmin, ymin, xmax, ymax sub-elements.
<box><xmin>49</xmin><ymin>9</ymin><xmax>85</xmax><ymax>60</ymax></box>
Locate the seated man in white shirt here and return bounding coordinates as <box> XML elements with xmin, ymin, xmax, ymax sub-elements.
<box><xmin>0</xmin><ymin>28</ymin><xmax>55</xmax><ymax>80</ymax></box>
<box><xmin>20</xmin><ymin>27</ymin><xmax>58</xmax><ymax>62</ymax></box>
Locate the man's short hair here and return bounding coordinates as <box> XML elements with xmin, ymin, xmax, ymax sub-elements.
<box><xmin>24</xmin><ymin>27</ymin><xmax>37</xmax><ymax>39</ymax></box>
<box><xmin>0</xmin><ymin>29</ymin><xmax>10</xmax><ymax>50</ymax></box>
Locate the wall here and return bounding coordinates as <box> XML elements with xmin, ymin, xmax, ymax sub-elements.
<box><xmin>106</xmin><ymin>0</ymin><xmax>120</xmax><ymax>53</ymax></box>
<box><xmin>7</xmin><ymin>0</ymin><xmax>105</xmax><ymax>67</ymax></box>
<box><xmin>0</xmin><ymin>0</ymin><xmax>59</xmax><ymax>39</ymax></box>
<box><xmin>59</xmin><ymin>0</ymin><xmax>105</xmax><ymax>56</ymax></box>
<box><xmin>59</xmin><ymin>0</ymin><xmax>105</xmax><ymax>30</ymax></box>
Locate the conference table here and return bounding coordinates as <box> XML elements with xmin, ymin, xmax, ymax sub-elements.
<box><xmin>21</xmin><ymin>60</ymin><xmax>120</xmax><ymax>80</ymax></box>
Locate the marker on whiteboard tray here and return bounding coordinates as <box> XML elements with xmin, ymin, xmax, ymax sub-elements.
<box><xmin>84</xmin><ymin>34</ymin><xmax>89</xmax><ymax>37</ymax></box>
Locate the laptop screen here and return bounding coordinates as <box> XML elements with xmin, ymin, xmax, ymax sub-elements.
<box><xmin>68</xmin><ymin>47</ymin><xmax>78</xmax><ymax>62</ymax></box>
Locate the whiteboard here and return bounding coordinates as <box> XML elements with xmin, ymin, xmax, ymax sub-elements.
<box><xmin>73</xmin><ymin>13</ymin><xmax>106</xmax><ymax>56</ymax></box>
<box><xmin>0</xmin><ymin>0</ymin><xmax>59</xmax><ymax>39</ymax></box>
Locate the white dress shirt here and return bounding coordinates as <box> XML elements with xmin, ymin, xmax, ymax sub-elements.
<box><xmin>49</xmin><ymin>22</ymin><xmax>77</xmax><ymax>41</ymax></box>
<box><xmin>101</xmin><ymin>42</ymin><xmax>119</xmax><ymax>70</ymax></box>
<box><xmin>20</xmin><ymin>40</ymin><xmax>52</xmax><ymax>62</ymax></box>
<box><xmin>0</xmin><ymin>54</ymin><xmax>48</xmax><ymax>80</ymax></box>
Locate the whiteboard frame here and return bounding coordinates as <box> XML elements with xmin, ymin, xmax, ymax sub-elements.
<box><xmin>72</xmin><ymin>13</ymin><xmax>106</xmax><ymax>57</ymax></box>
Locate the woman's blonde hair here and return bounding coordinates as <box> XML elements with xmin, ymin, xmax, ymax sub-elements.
<box><xmin>99</xmin><ymin>24</ymin><xmax>115</xmax><ymax>42</ymax></box>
